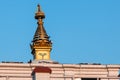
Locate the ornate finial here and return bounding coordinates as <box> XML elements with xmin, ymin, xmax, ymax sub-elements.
<box><xmin>35</xmin><ymin>4</ymin><xmax>45</xmax><ymax>19</ymax></box>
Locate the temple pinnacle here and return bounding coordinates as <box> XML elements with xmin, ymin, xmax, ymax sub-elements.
<box><xmin>31</xmin><ymin>4</ymin><xmax>52</xmax><ymax>61</ymax></box>
<box><xmin>33</xmin><ymin>4</ymin><xmax>49</xmax><ymax>42</ymax></box>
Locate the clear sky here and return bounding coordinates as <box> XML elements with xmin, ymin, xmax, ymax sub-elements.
<box><xmin>0</xmin><ymin>0</ymin><xmax>120</xmax><ymax>64</ymax></box>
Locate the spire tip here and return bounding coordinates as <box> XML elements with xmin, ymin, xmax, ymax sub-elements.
<box><xmin>37</xmin><ymin>4</ymin><xmax>40</xmax><ymax>12</ymax></box>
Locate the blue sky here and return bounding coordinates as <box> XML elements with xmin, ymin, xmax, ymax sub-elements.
<box><xmin>0</xmin><ymin>0</ymin><xmax>120</xmax><ymax>64</ymax></box>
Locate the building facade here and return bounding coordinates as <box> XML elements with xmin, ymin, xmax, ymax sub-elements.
<box><xmin>0</xmin><ymin>4</ymin><xmax>120</xmax><ymax>80</ymax></box>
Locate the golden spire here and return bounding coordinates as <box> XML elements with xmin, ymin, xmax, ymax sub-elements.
<box><xmin>33</xmin><ymin>4</ymin><xmax>49</xmax><ymax>42</ymax></box>
<box><xmin>31</xmin><ymin>4</ymin><xmax>52</xmax><ymax>61</ymax></box>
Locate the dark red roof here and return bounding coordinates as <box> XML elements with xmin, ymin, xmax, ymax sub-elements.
<box><xmin>33</xmin><ymin>66</ymin><xmax>52</xmax><ymax>74</ymax></box>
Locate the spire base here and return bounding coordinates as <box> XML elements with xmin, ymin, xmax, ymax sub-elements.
<box><xmin>32</xmin><ymin>60</ymin><xmax>59</xmax><ymax>64</ymax></box>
